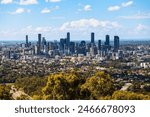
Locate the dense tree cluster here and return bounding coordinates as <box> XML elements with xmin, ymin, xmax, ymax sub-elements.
<box><xmin>42</xmin><ymin>71</ymin><xmax>86</xmax><ymax>100</ymax></box>
<box><xmin>112</xmin><ymin>91</ymin><xmax>150</xmax><ymax>100</ymax></box>
<box><xmin>80</xmin><ymin>72</ymin><xmax>115</xmax><ymax>99</ymax></box>
<box><xmin>6</xmin><ymin>71</ymin><xmax>150</xmax><ymax>100</ymax></box>
<box><xmin>0</xmin><ymin>84</ymin><xmax>11</xmax><ymax>100</ymax></box>
<box><xmin>15</xmin><ymin>77</ymin><xmax>47</xmax><ymax>96</ymax></box>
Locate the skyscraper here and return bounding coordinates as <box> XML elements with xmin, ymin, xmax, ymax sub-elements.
<box><xmin>70</xmin><ymin>42</ymin><xmax>75</xmax><ymax>54</ymax></box>
<box><xmin>26</xmin><ymin>35</ymin><xmax>28</xmax><ymax>47</ymax></box>
<box><xmin>60</xmin><ymin>38</ymin><xmax>66</xmax><ymax>52</ymax></box>
<box><xmin>42</xmin><ymin>37</ymin><xmax>47</xmax><ymax>46</ymax></box>
<box><xmin>105</xmin><ymin>35</ymin><xmax>110</xmax><ymax>46</ymax></box>
<box><xmin>38</xmin><ymin>34</ymin><xmax>42</xmax><ymax>45</ymax></box>
<box><xmin>91</xmin><ymin>32</ymin><xmax>95</xmax><ymax>44</ymax></box>
<box><xmin>114</xmin><ymin>36</ymin><xmax>120</xmax><ymax>52</ymax></box>
<box><xmin>66</xmin><ymin>32</ymin><xmax>70</xmax><ymax>48</ymax></box>
<box><xmin>98</xmin><ymin>40</ymin><xmax>101</xmax><ymax>51</ymax></box>
<box><xmin>37</xmin><ymin>34</ymin><xmax>42</xmax><ymax>54</ymax></box>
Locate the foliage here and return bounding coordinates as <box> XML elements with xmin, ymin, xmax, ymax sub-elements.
<box><xmin>0</xmin><ymin>84</ymin><xmax>11</xmax><ymax>100</ymax></box>
<box><xmin>112</xmin><ymin>91</ymin><xmax>150</xmax><ymax>100</ymax></box>
<box><xmin>42</xmin><ymin>71</ymin><xmax>86</xmax><ymax>100</ymax></box>
<box><xmin>127</xmin><ymin>82</ymin><xmax>142</xmax><ymax>93</ymax></box>
<box><xmin>15</xmin><ymin>77</ymin><xmax>47</xmax><ymax>96</ymax></box>
<box><xmin>80</xmin><ymin>71</ymin><xmax>115</xmax><ymax>99</ymax></box>
<box><xmin>42</xmin><ymin>73</ymin><xmax>69</xmax><ymax>100</ymax></box>
<box><xmin>11</xmin><ymin>71</ymin><xmax>150</xmax><ymax>100</ymax></box>
<box><xmin>16</xmin><ymin>94</ymin><xmax>31</xmax><ymax>100</ymax></box>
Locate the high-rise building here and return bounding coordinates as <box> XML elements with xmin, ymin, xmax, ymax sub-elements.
<box><xmin>38</xmin><ymin>34</ymin><xmax>42</xmax><ymax>45</ymax></box>
<box><xmin>105</xmin><ymin>35</ymin><xmax>110</xmax><ymax>46</ymax></box>
<box><xmin>37</xmin><ymin>34</ymin><xmax>42</xmax><ymax>54</ymax></box>
<box><xmin>60</xmin><ymin>38</ymin><xmax>66</xmax><ymax>52</ymax></box>
<box><xmin>70</xmin><ymin>42</ymin><xmax>75</xmax><ymax>54</ymax></box>
<box><xmin>48</xmin><ymin>42</ymin><xmax>54</xmax><ymax>51</ymax></box>
<box><xmin>78</xmin><ymin>41</ymin><xmax>86</xmax><ymax>55</ymax></box>
<box><xmin>114</xmin><ymin>36</ymin><xmax>120</xmax><ymax>52</ymax></box>
<box><xmin>91</xmin><ymin>32</ymin><xmax>95</xmax><ymax>44</ymax></box>
<box><xmin>98</xmin><ymin>40</ymin><xmax>101</xmax><ymax>51</ymax></box>
<box><xmin>66</xmin><ymin>32</ymin><xmax>70</xmax><ymax>48</ymax></box>
<box><xmin>26</xmin><ymin>35</ymin><xmax>28</xmax><ymax>47</ymax></box>
<box><xmin>34</xmin><ymin>45</ymin><xmax>38</xmax><ymax>55</ymax></box>
<box><xmin>42</xmin><ymin>37</ymin><xmax>47</xmax><ymax>46</ymax></box>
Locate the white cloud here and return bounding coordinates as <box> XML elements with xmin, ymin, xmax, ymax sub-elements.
<box><xmin>1</xmin><ymin>0</ymin><xmax>12</xmax><ymax>4</ymax></box>
<box><xmin>10</xmin><ymin>8</ymin><xmax>31</xmax><ymax>14</ymax></box>
<box><xmin>136</xmin><ymin>24</ymin><xmax>148</xmax><ymax>31</ymax></box>
<box><xmin>108</xmin><ymin>1</ymin><xmax>133</xmax><ymax>12</ymax></box>
<box><xmin>122</xmin><ymin>1</ymin><xmax>133</xmax><ymax>7</ymax></box>
<box><xmin>108</xmin><ymin>6</ymin><xmax>120</xmax><ymax>11</ymax></box>
<box><xmin>12</xmin><ymin>8</ymin><xmax>25</xmax><ymax>14</ymax></box>
<box><xmin>21</xmin><ymin>25</ymin><xmax>52</xmax><ymax>34</ymax></box>
<box><xmin>45</xmin><ymin>0</ymin><xmax>61</xmax><ymax>2</ymax></box>
<box><xmin>120</xmin><ymin>12</ymin><xmax>150</xmax><ymax>19</ymax></box>
<box><xmin>35</xmin><ymin>27</ymin><xmax>52</xmax><ymax>32</ymax></box>
<box><xmin>126</xmin><ymin>24</ymin><xmax>150</xmax><ymax>38</ymax></box>
<box><xmin>41</xmin><ymin>8</ymin><xmax>51</xmax><ymax>13</ymax></box>
<box><xmin>41</xmin><ymin>6</ymin><xmax>59</xmax><ymax>14</ymax></box>
<box><xmin>84</xmin><ymin>5</ymin><xmax>92</xmax><ymax>11</ymax></box>
<box><xmin>60</xmin><ymin>18</ymin><xmax>120</xmax><ymax>31</ymax></box>
<box><xmin>19</xmin><ymin>0</ymin><xmax>38</xmax><ymax>5</ymax></box>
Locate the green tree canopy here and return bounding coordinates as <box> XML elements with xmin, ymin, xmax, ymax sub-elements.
<box><xmin>80</xmin><ymin>71</ymin><xmax>115</xmax><ymax>99</ymax></box>
<box><xmin>42</xmin><ymin>71</ymin><xmax>86</xmax><ymax>100</ymax></box>
<box><xmin>112</xmin><ymin>91</ymin><xmax>150</xmax><ymax>100</ymax></box>
<box><xmin>0</xmin><ymin>85</ymin><xmax>11</xmax><ymax>100</ymax></box>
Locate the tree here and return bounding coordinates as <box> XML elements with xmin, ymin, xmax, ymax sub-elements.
<box><xmin>80</xmin><ymin>71</ymin><xmax>115</xmax><ymax>99</ymax></box>
<box><xmin>42</xmin><ymin>71</ymin><xmax>86</xmax><ymax>100</ymax></box>
<box><xmin>15</xmin><ymin>77</ymin><xmax>47</xmax><ymax>96</ymax></box>
<box><xmin>127</xmin><ymin>82</ymin><xmax>142</xmax><ymax>93</ymax></box>
<box><xmin>42</xmin><ymin>73</ymin><xmax>70</xmax><ymax>100</ymax></box>
<box><xmin>112</xmin><ymin>91</ymin><xmax>150</xmax><ymax>100</ymax></box>
<box><xmin>0</xmin><ymin>85</ymin><xmax>11</xmax><ymax>100</ymax></box>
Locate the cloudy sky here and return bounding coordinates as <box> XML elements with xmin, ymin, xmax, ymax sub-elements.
<box><xmin>0</xmin><ymin>0</ymin><xmax>150</xmax><ymax>41</ymax></box>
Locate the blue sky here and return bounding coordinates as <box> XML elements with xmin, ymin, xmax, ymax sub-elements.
<box><xmin>0</xmin><ymin>0</ymin><xmax>150</xmax><ymax>41</ymax></box>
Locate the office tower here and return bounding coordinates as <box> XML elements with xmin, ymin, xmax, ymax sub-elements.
<box><xmin>105</xmin><ymin>35</ymin><xmax>110</xmax><ymax>46</ymax></box>
<box><xmin>66</xmin><ymin>32</ymin><xmax>70</xmax><ymax>48</ymax></box>
<box><xmin>53</xmin><ymin>40</ymin><xmax>59</xmax><ymax>50</ymax></box>
<box><xmin>26</xmin><ymin>35</ymin><xmax>28</xmax><ymax>47</ymax></box>
<box><xmin>86</xmin><ymin>43</ymin><xmax>91</xmax><ymax>52</ymax></box>
<box><xmin>90</xmin><ymin>43</ymin><xmax>95</xmax><ymax>56</ymax></box>
<box><xmin>48</xmin><ymin>42</ymin><xmax>54</xmax><ymax>51</ymax></box>
<box><xmin>114</xmin><ymin>36</ymin><xmax>120</xmax><ymax>52</ymax></box>
<box><xmin>98</xmin><ymin>40</ymin><xmax>101</xmax><ymax>51</ymax></box>
<box><xmin>75</xmin><ymin>43</ymin><xmax>79</xmax><ymax>54</ymax></box>
<box><xmin>37</xmin><ymin>34</ymin><xmax>42</xmax><ymax>54</ymax></box>
<box><xmin>38</xmin><ymin>34</ymin><xmax>42</xmax><ymax>44</ymax></box>
<box><xmin>78</xmin><ymin>41</ymin><xmax>86</xmax><ymax>55</ymax></box>
<box><xmin>70</xmin><ymin>42</ymin><xmax>75</xmax><ymax>54</ymax></box>
<box><xmin>42</xmin><ymin>37</ymin><xmax>47</xmax><ymax>46</ymax></box>
<box><xmin>60</xmin><ymin>38</ymin><xmax>66</xmax><ymax>52</ymax></box>
<box><xmin>91</xmin><ymin>32</ymin><xmax>95</xmax><ymax>44</ymax></box>
<box><xmin>43</xmin><ymin>45</ymin><xmax>48</xmax><ymax>54</ymax></box>
<box><xmin>34</xmin><ymin>45</ymin><xmax>38</xmax><ymax>55</ymax></box>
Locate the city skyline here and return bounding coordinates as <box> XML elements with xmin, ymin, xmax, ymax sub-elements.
<box><xmin>0</xmin><ymin>0</ymin><xmax>150</xmax><ymax>40</ymax></box>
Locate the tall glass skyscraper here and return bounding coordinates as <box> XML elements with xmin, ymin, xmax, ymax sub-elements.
<box><xmin>91</xmin><ymin>32</ymin><xmax>95</xmax><ymax>44</ymax></box>
<box><xmin>105</xmin><ymin>35</ymin><xmax>110</xmax><ymax>46</ymax></box>
<box><xmin>66</xmin><ymin>32</ymin><xmax>70</xmax><ymax>48</ymax></box>
<box><xmin>114</xmin><ymin>36</ymin><xmax>120</xmax><ymax>52</ymax></box>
